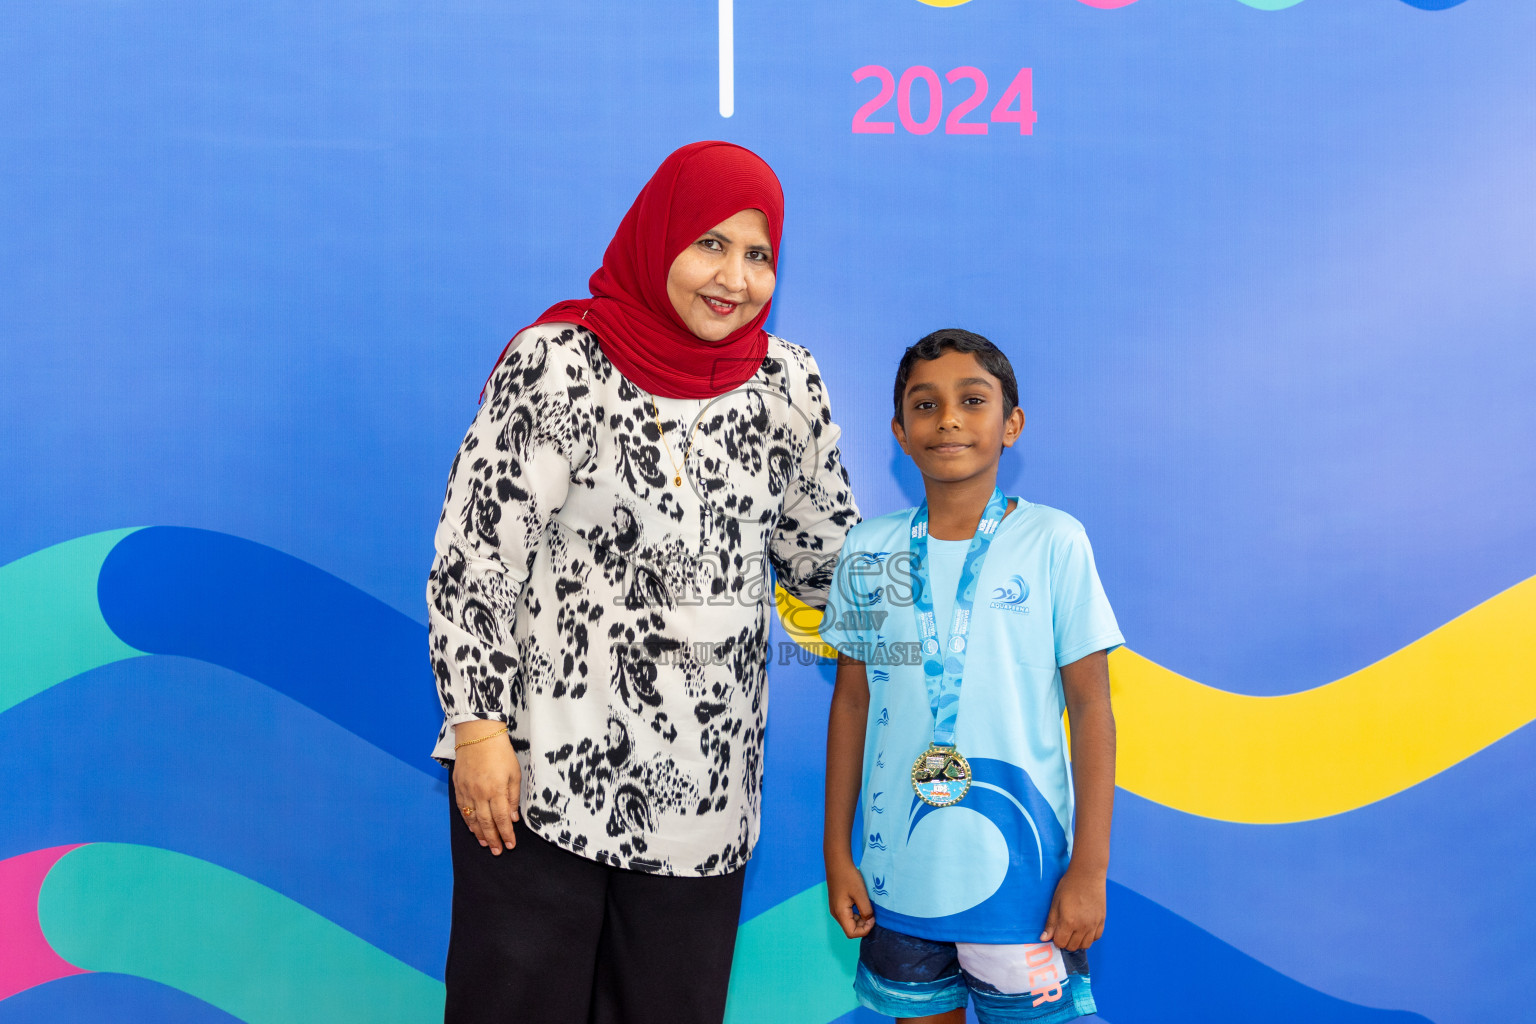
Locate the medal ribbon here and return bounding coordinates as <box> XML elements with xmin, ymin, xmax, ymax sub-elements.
<box><xmin>910</xmin><ymin>487</ymin><xmax>1009</xmax><ymax>747</ymax></box>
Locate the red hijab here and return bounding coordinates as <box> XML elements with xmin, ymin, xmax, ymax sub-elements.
<box><xmin>488</xmin><ymin>141</ymin><xmax>785</xmax><ymax>401</ymax></box>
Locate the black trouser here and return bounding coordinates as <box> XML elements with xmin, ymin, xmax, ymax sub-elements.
<box><xmin>444</xmin><ymin>782</ymin><xmax>747</xmax><ymax>1024</ymax></box>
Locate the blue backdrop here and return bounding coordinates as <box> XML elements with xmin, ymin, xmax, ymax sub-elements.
<box><xmin>2</xmin><ymin>1</ymin><xmax>1532</xmax><ymax>1022</ymax></box>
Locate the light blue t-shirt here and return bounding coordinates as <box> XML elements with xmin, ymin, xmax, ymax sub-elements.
<box><xmin>925</xmin><ymin>538</ymin><xmax>971</xmax><ymax>663</ymax></box>
<box><xmin>821</xmin><ymin>498</ymin><xmax>1124</xmax><ymax>944</ymax></box>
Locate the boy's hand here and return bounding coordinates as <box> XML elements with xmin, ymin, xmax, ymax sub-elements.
<box><xmin>826</xmin><ymin>858</ymin><xmax>876</xmax><ymax>939</ymax></box>
<box><xmin>1040</xmin><ymin>865</ymin><xmax>1106</xmax><ymax>951</ymax></box>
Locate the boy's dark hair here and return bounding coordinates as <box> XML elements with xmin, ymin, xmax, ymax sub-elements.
<box><xmin>893</xmin><ymin>328</ymin><xmax>1019</xmax><ymax>425</ymax></box>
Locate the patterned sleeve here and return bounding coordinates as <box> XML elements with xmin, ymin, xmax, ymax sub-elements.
<box><xmin>427</xmin><ymin>329</ymin><xmax>596</xmax><ymax>751</ymax></box>
<box><xmin>769</xmin><ymin>351</ymin><xmax>860</xmax><ymax>609</ymax></box>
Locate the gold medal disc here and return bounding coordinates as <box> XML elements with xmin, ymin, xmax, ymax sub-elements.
<box><xmin>910</xmin><ymin>744</ymin><xmax>971</xmax><ymax>807</ymax></box>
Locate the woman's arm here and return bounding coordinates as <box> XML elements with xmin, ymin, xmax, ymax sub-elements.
<box><xmin>769</xmin><ymin>350</ymin><xmax>860</xmax><ymax>609</ymax></box>
<box><xmin>1041</xmin><ymin>648</ymin><xmax>1115</xmax><ymax>950</ymax></box>
<box><xmin>825</xmin><ymin>653</ymin><xmax>875</xmax><ymax>938</ymax></box>
<box><xmin>428</xmin><ymin>330</ymin><xmax>595</xmax><ymax>855</ymax></box>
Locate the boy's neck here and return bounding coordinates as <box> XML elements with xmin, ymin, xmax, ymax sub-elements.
<box><xmin>924</xmin><ymin>471</ymin><xmax>1004</xmax><ymax>540</ymax></box>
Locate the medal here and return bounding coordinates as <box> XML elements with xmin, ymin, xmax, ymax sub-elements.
<box><xmin>907</xmin><ymin>487</ymin><xmax>1009</xmax><ymax>806</ymax></box>
<box><xmin>911</xmin><ymin>743</ymin><xmax>972</xmax><ymax>807</ymax></box>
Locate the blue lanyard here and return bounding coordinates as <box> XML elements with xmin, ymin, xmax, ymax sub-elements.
<box><xmin>910</xmin><ymin>487</ymin><xmax>1009</xmax><ymax>747</ymax></box>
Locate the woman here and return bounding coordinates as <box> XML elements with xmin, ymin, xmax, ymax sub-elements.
<box><xmin>427</xmin><ymin>141</ymin><xmax>858</xmax><ymax>1024</ymax></box>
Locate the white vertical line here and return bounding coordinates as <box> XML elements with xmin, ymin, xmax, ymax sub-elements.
<box><xmin>718</xmin><ymin>0</ymin><xmax>734</xmax><ymax>118</ymax></box>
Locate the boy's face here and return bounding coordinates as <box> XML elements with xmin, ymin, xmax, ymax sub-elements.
<box><xmin>892</xmin><ymin>350</ymin><xmax>1025</xmax><ymax>486</ymax></box>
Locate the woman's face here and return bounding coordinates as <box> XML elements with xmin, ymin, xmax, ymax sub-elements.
<box><xmin>666</xmin><ymin>208</ymin><xmax>776</xmax><ymax>342</ymax></box>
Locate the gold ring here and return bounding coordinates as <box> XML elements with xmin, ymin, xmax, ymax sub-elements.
<box><xmin>460</xmin><ymin>806</ymin><xmax>474</xmax><ymax>816</ymax></box>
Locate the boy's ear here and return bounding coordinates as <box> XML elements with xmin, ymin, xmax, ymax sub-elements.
<box><xmin>891</xmin><ymin>416</ymin><xmax>910</xmax><ymax>453</ymax></box>
<box><xmin>1001</xmin><ymin>406</ymin><xmax>1026</xmax><ymax>447</ymax></box>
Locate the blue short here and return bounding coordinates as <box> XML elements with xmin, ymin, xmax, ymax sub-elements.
<box><xmin>854</xmin><ymin>924</ymin><xmax>1097</xmax><ymax>1023</ymax></box>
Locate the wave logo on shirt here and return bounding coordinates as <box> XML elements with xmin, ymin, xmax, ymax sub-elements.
<box><xmin>865</xmin><ymin>585</ymin><xmax>885</xmax><ymax>606</ymax></box>
<box><xmin>868</xmin><ymin>832</ymin><xmax>888</xmax><ymax>851</ymax></box>
<box><xmin>989</xmin><ymin>574</ymin><xmax>1031</xmax><ymax>613</ymax></box>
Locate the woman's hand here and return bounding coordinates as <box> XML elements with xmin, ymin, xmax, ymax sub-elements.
<box><xmin>452</xmin><ymin>720</ymin><xmax>521</xmax><ymax>855</ymax></box>
<box><xmin>826</xmin><ymin>856</ymin><xmax>875</xmax><ymax>939</ymax></box>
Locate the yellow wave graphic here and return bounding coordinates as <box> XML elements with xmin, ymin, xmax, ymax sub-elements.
<box><xmin>775</xmin><ymin>574</ymin><xmax>1536</xmax><ymax>823</ymax></box>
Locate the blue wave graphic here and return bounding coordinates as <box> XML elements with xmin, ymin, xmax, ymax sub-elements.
<box><xmin>0</xmin><ymin>527</ymin><xmax>1498</xmax><ymax>1020</ymax></box>
<box><xmin>1112</xmin><ymin>718</ymin><xmax>1536</xmax><ymax>1023</ymax></box>
<box><xmin>0</xmin><ymin>972</ymin><xmax>241</xmax><ymax>1024</ymax></box>
<box><xmin>1093</xmin><ymin>883</ymin><xmax>1432</xmax><ymax>1023</ymax></box>
<box><xmin>97</xmin><ymin>527</ymin><xmax>441</xmax><ymax>774</ymax></box>
<box><xmin>990</xmin><ymin>573</ymin><xmax>1030</xmax><ymax>606</ymax></box>
<box><xmin>0</xmin><ymin>658</ymin><xmax>450</xmax><ymax>977</ymax></box>
<box><xmin>885</xmin><ymin>758</ymin><xmax>1069</xmax><ymax>938</ymax></box>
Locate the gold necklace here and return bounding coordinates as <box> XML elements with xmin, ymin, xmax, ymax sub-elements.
<box><xmin>649</xmin><ymin>397</ymin><xmax>701</xmax><ymax>487</ymax></box>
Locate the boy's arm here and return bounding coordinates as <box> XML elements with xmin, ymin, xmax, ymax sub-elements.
<box><xmin>1041</xmin><ymin>648</ymin><xmax>1116</xmax><ymax>951</ymax></box>
<box><xmin>824</xmin><ymin>653</ymin><xmax>875</xmax><ymax>939</ymax></box>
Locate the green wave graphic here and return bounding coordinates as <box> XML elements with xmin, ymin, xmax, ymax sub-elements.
<box><xmin>724</xmin><ymin>883</ymin><xmax>858</xmax><ymax>1024</ymax></box>
<box><xmin>0</xmin><ymin>530</ymin><xmax>144</xmax><ymax>714</ymax></box>
<box><xmin>38</xmin><ymin>843</ymin><xmax>443</xmax><ymax>1024</ymax></box>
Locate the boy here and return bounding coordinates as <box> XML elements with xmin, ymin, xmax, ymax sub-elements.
<box><xmin>821</xmin><ymin>328</ymin><xmax>1122</xmax><ymax>1023</ymax></box>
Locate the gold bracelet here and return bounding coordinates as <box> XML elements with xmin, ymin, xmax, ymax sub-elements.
<box><xmin>454</xmin><ymin>725</ymin><xmax>509</xmax><ymax>750</ymax></box>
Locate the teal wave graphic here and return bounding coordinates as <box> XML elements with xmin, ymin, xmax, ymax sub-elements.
<box><xmin>0</xmin><ymin>528</ymin><xmax>1456</xmax><ymax>1021</ymax></box>
<box><xmin>0</xmin><ymin>529</ymin><xmax>144</xmax><ymax>715</ymax></box>
<box><xmin>1</xmin><ymin>527</ymin><xmax>439</xmax><ymax>771</ymax></box>
<box><xmin>37</xmin><ymin>843</ymin><xmax>443</xmax><ymax>1024</ymax></box>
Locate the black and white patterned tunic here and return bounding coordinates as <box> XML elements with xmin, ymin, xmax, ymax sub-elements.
<box><xmin>428</xmin><ymin>323</ymin><xmax>859</xmax><ymax>875</ymax></box>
